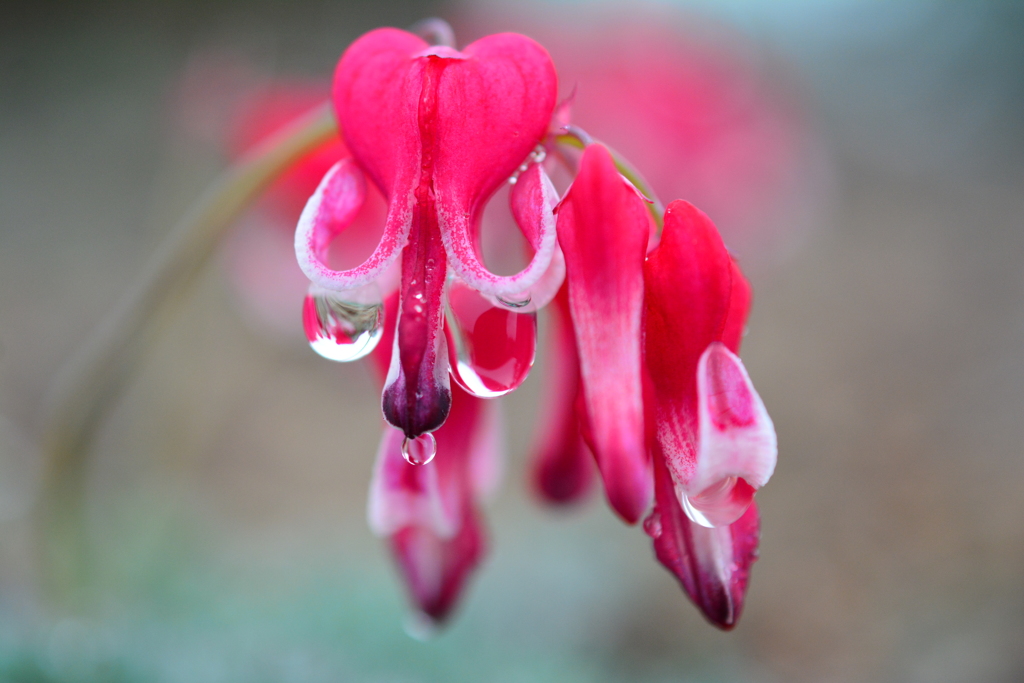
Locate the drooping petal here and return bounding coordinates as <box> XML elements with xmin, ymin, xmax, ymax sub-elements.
<box><xmin>688</xmin><ymin>343</ymin><xmax>776</xmax><ymax>526</ymax></box>
<box><xmin>647</xmin><ymin>446</ymin><xmax>760</xmax><ymax>630</ymax></box>
<box><xmin>369</xmin><ymin>378</ymin><xmax>499</xmax><ymax>626</ymax></box>
<box><xmin>529</xmin><ymin>287</ymin><xmax>594</xmax><ymax>504</ymax></box>
<box><xmin>492</xmin><ymin>163</ymin><xmax>565</xmax><ymax>312</ymax></box>
<box><xmin>368</xmin><ymin>427</ymin><xmax>459</xmax><ymax>539</ymax></box>
<box><xmin>390</xmin><ymin>505</ymin><xmax>486</xmax><ymax>625</ymax></box>
<box><xmin>558</xmin><ymin>144</ymin><xmax>653</xmax><ymax>523</ymax></box>
<box><xmin>643</xmin><ymin>200</ymin><xmax>734</xmax><ymax>490</ymax></box>
<box><xmin>296</xmin><ymin>158</ymin><xmax>401</xmax><ymax>291</ymax></box>
<box><xmin>380</xmin><ymin>208</ymin><xmax>451</xmax><ymax>437</ymax></box>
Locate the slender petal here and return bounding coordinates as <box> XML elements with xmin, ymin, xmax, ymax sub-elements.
<box><xmin>381</xmin><ymin>206</ymin><xmax>452</xmax><ymax>437</ymax></box>
<box><xmin>558</xmin><ymin>144</ymin><xmax>653</xmax><ymax>523</ymax></box>
<box><xmin>648</xmin><ymin>446</ymin><xmax>760</xmax><ymax>630</ymax></box>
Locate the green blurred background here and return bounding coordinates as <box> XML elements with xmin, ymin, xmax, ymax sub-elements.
<box><xmin>1</xmin><ymin>1</ymin><xmax>1023</xmax><ymax>681</ymax></box>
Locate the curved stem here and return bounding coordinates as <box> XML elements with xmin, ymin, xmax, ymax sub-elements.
<box><xmin>411</xmin><ymin>18</ymin><xmax>456</xmax><ymax>48</ymax></box>
<box><xmin>37</xmin><ymin>102</ymin><xmax>338</xmax><ymax>606</ymax></box>
<box><xmin>555</xmin><ymin>128</ymin><xmax>665</xmax><ymax>230</ymax></box>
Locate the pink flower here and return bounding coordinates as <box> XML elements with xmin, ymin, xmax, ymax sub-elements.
<box><xmin>552</xmin><ymin>144</ymin><xmax>777</xmax><ymax>628</ymax></box>
<box><xmin>294</xmin><ymin>28</ymin><xmax>560</xmax><ymax>437</ymax></box>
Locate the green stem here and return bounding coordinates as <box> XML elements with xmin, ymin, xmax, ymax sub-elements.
<box><xmin>555</xmin><ymin>128</ymin><xmax>665</xmax><ymax>230</ymax></box>
<box><xmin>37</xmin><ymin>102</ymin><xmax>338</xmax><ymax>606</ymax></box>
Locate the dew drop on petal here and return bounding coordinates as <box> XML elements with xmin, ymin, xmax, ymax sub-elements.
<box><xmin>677</xmin><ymin>476</ymin><xmax>755</xmax><ymax>528</ymax></box>
<box><xmin>302</xmin><ymin>284</ymin><xmax>384</xmax><ymax>362</ymax></box>
<box><xmin>643</xmin><ymin>512</ymin><xmax>663</xmax><ymax>539</ymax></box>
<box><xmin>401</xmin><ymin>433</ymin><xmax>437</xmax><ymax>466</ymax></box>
<box><xmin>496</xmin><ymin>293</ymin><xmax>532</xmax><ymax>309</ymax></box>
<box><xmin>445</xmin><ymin>279</ymin><xmax>537</xmax><ymax>398</ymax></box>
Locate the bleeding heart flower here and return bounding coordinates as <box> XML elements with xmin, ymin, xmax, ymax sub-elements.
<box><xmin>549</xmin><ymin>144</ymin><xmax>777</xmax><ymax>628</ymax></box>
<box><xmin>295</xmin><ymin>28</ymin><xmax>560</xmax><ymax>439</ymax></box>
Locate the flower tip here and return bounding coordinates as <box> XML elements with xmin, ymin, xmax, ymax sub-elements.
<box><xmin>403</xmin><ymin>610</ymin><xmax>442</xmax><ymax>641</ymax></box>
<box><xmin>605</xmin><ymin>473</ymin><xmax>653</xmax><ymax>525</ymax></box>
<box><xmin>532</xmin><ymin>450</ymin><xmax>594</xmax><ymax>505</ymax></box>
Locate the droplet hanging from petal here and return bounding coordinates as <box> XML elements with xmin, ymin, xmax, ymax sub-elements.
<box><xmin>303</xmin><ymin>283</ymin><xmax>384</xmax><ymax>362</ymax></box>
<box><xmin>402</xmin><ymin>433</ymin><xmax>437</xmax><ymax>466</ymax></box>
<box><xmin>445</xmin><ymin>278</ymin><xmax>537</xmax><ymax>398</ymax></box>
<box><xmin>677</xmin><ymin>476</ymin><xmax>755</xmax><ymax>528</ymax></box>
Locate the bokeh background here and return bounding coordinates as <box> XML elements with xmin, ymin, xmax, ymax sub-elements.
<box><xmin>2</xmin><ymin>1</ymin><xmax>1023</xmax><ymax>681</ymax></box>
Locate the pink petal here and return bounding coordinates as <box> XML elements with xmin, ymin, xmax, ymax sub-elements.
<box><xmin>432</xmin><ymin>36</ymin><xmax>559</xmax><ymax>298</ymax></box>
<box><xmin>647</xmin><ymin>448</ymin><xmax>760</xmax><ymax>630</ymax></box>
<box><xmin>529</xmin><ymin>288</ymin><xmax>595</xmax><ymax>504</ymax></box>
<box><xmin>390</xmin><ymin>505</ymin><xmax>486</xmax><ymax>625</ymax></box>
<box><xmin>370</xmin><ymin>382</ymin><xmax>499</xmax><ymax>625</ymax></box>
<box><xmin>334</xmin><ymin>29</ymin><xmax>558</xmax><ymax>298</ymax></box>
<box><xmin>692</xmin><ymin>343</ymin><xmax>776</xmax><ymax>497</ymax></box>
<box><xmin>367</xmin><ymin>427</ymin><xmax>459</xmax><ymax>539</ymax></box>
<box><xmin>557</xmin><ymin>144</ymin><xmax>653</xmax><ymax>524</ymax></box>
<box><xmin>492</xmin><ymin>163</ymin><xmax>565</xmax><ymax>312</ymax></box>
<box><xmin>295</xmin><ymin>158</ymin><xmax>403</xmax><ymax>291</ymax></box>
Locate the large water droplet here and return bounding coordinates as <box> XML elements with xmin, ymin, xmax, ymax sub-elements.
<box><xmin>445</xmin><ymin>279</ymin><xmax>537</xmax><ymax>398</ymax></box>
<box><xmin>302</xmin><ymin>284</ymin><xmax>383</xmax><ymax>362</ymax></box>
<box><xmin>402</xmin><ymin>433</ymin><xmax>437</xmax><ymax>466</ymax></box>
<box><xmin>677</xmin><ymin>476</ymin><xmax>754</xmax><ymax>528</ymax></box>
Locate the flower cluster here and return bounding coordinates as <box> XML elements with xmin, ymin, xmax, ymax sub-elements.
<box><xmin>289</xmin><ymin>26</ymin><xmax>778</xmax><ymax>630</ymax></box>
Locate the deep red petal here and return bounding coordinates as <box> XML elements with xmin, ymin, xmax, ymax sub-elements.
<box><xmin>722</xmin><ymin>259</ymin><xmax>751</xmax><ymax>354</ymax></box>
<box><xmin>648</xmin><ymin>446</ymin><xmax>760</xmax><ymax>629</ymax></box>
<box><xmin>558</xmin><ymin>145</ymin><xmax>653</xmax><ymax>523</ymax></box>
<box><xmin>381</xmin><ymin>197</ymin><xmax>452</xmax><ymax>438</ymax></box>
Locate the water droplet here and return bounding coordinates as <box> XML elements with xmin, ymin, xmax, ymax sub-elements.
<box><xmin>445</xmin><ymin>279</ymin><xmax>537</xmax><ymax>398</ymax></box>
<box><xmin>677</xmin><ymin>476</ymin><xmax>754</xmax><ymax>528</ymax></box>
<box><xmin>402</xmin><ymin>433</ymin><xmax>437</xmax><ymax>466</ymax></box>
<box><xmin>302</xmin><ymin>284</ymin><xmax>384</xmax><ymax>362</ymax></box>
<box><xmin>643</xmin><ymin>512</ymin><xmax>663</xmax><ymax>539</ymax></box>
<box><xmin>496</xmin><ymin>293</ymin><xmax>532</xmax><ymax>309</ymax></box>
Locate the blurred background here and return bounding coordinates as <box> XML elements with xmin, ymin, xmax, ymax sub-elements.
<box><xmin>1</xmin><ymin>0</ymin><xmax>1023</xmax><ymax>681</ymax></box>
